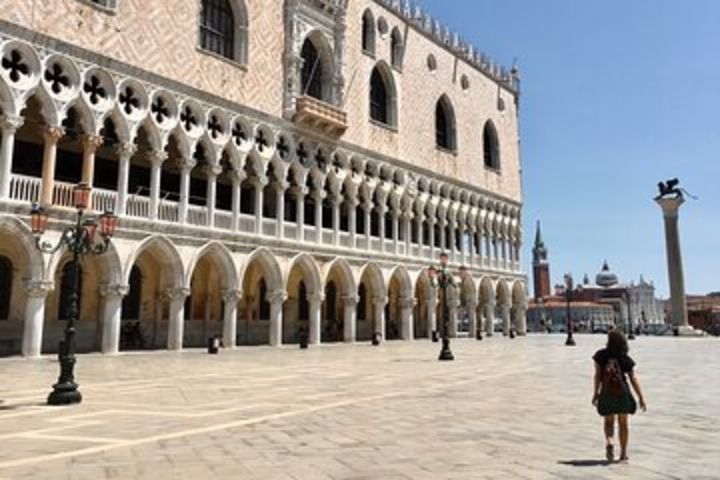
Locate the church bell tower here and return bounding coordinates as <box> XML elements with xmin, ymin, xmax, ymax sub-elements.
<box><xmin>532</xmin><ymin>221</ymin><xmax>551</xmax><ymax>299</ymax></box>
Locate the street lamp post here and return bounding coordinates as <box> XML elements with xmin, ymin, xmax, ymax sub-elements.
<box><xmin>564</xmin><ymin>273</ymin><xmax>576</xmax><ymax>346</ymax></box>
<box><xmin>429</xmin><ymin>252</ymin><xmax>454</xmax><ymax>361</ymax></box>
<box><xmin>30</xmin><ymin>183</ymin><xmax>118</xmax><ymax>405</ymax></box>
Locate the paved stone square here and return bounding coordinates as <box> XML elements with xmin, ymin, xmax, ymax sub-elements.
<box><xmin>0</xmin><ymin>335</ymin><xmax>718</xmax><ymax>479</ymax></box>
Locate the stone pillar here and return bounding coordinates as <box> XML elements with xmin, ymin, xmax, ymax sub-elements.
<box><xmin>484</xmin><ymin>300</ymin><xmax>495</xmax><ymax>336</ymax></box>
<box><xmin>438</xmin><ymin>219</ymin><xmax>446</xmax><ymax>254</ymax></box>
<box><xmin>448</xmin><ymin>222</ymin><xmax>456</xmax><ymax>263</ymax></box>
<box><xmin>268</xmin><ymin>290</ymin><xmax>287</xmax><ymax>347</ymax></box>
<box><xmin>400</xmin><ymin>297</ymin><xmax>414</xmax><ymax>340</ymax></box>
<box><xmin>314</xmin><ymin>190</ymin><xmax>325</xmax><ymax>243</ymax></box>
<box><xmin>427</xmin><ymin>285</ymin><xmax>438</xmax><ymax>339</ymax></box>
<box><xmin>178</xmin><ymin>158</ymin><xmax>195</xmax><ymax>224</ymax></box>
<box><xmin>275</xmin><ymin>181</ymin><xmax>287</xmax><ymax>239</ymax></box>
<box><xmin>373</xmin><ymin>296</ymin><xmax>387</xmax><ymax>341</ymax></box>
<box><xmin>21</xmin><ymin>281</ymin><xmax>52</xmax><ymax>358</ymax></box>
<box><xmin>230</xmin><ymin>171</ymin><xmax>243</xmax><ymax>231</ymax></box>
<box><xmin>348</xmin><ymin>198</ymin><xmax>358</xmax><ymax>249</ymax></box>
<box><xmin>205</xmin><ymin>165</ymin><xmax>221</xmax><ymax>228</ymax></box>
<box><xmin>476</xmin><ymin>230</ymin><xmax>483</xmax><ymax>265</ymax></box>
<box><xmin>656</xmin><ymin>197</ymin><xmax>690</xmax><ymax>329</ymax></box>
<box><xmin>81</xmin><ymin>134</ymin><xmax>103</xmax><ymax>187</ymax></box>
<box><xmin>99</xmin><ymin>284</ymin><xmax>128</xmax><ymax>354</ymax></box>
<box><xmin>428</xmin><ymin>218</ymin><xmax>436</xmax><ymax>258</ymax></box>
<box><xmin>167</xmin><ymin>288</ymin><xmax>190</xmax><ymax>351</ymax></box>
<box><xmin>331</xmin><ymin>194</ymin><xmax>341</xmax><ymax>246</ymax></box>
<box><xmin>253</xmin><ymin>177</ymin><xmax>266</xmax><ymax>235</ymax></box>
<box><xmin>501</xmin><ymin>302</ymin><xmax>511</xmax><ymax>336</ymax></box>
<box><xmin>0</xmin><ymin>114</ymin><xmax>23</xmax><ymax>199</ymax></box>
<box><xmin>468</xmin><ymin>227</ymin><xmax>476</xmax><ymax>266</ymax></box>
<box><xmin>378</xmin><ymin>206</ymin><xmax>387</xmax><ymax>253</ymax></box>
<box><xmin>115</xmin><ymin>143</ymin><xmax>136</xmax><ymax>216</ymax></box>
<box><xmin>222</xmin><ymin>290</ymin><xmax>242</xmax><ymax>348</ymax></box>
<box><xmin>391</xmin><ymin>210</ymin><xmax>400</xmax><ymax>255</ymax></box>
<box><xmin>40</xmin><ymin>126</ymin><xmax>64</xmax><ymax>206</ymax></box>
<box><xmin>342</xmin><ymin>295</ymin><xmax>358</xmax><ymax>342</ymax></box>
<box><xmin>295</xmin><ymin>186</ymin><xmax>307</xmax><ymax>241</ymax></box>
<box><xmin>149</xmin><ymin>151</ymin><xmax>168</xmax><ymax>221</ymax></box>
<box><xmin>403</xmin><ymin>214</ymin><xmax>412</xmax><ymax>256</ymax></box>
<box><xmin>308</xmin><ymin>292</ymin><xmax>324</xmax><ymax>345</ymax></box>
<box><xmin>363</xmin><ymin>201</ymin><xmax>372</xmax><ymax>250</ymax></box>
<box><xmin>516</xmin><ymin>304</ymin><xmax>527</xmax><ymax>335</ymax></box>
<box><xmin>467</xmin><ymin>300</ymin><xmax>478</xmax><ymax>337</ymax></box>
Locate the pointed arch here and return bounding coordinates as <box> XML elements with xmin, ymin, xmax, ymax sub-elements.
<box><xmin>361</xmin><ymin>9</ymin><xmax>376</xmax><ymax>54</ymax></box>
<box><xmin>240</xmin><ymin>247</ymin><xmax>283</xmax><ymax>292</ymax></box>
<box><xmin>185</xmin><ymin>241</ymin><xmax>238</xmax><ymax>291</ymax></box>
<box><xmin>123</xmin><ymin>235</ymin><xmax>184</xmax><ymax>287</ymax></box>
<box><xmin>199</xmin><ymin>0</ymin><xmax>249</xmax><ymax>64</ymax></box>
<box><xmin>369</xmin><ymin>62</ymin><xmax>397</xmax><ymax>127</ymax></box>
<box><xmin>357</xmin><ymin>261</ymin><xmax>386</xmax><ymax>297</ymax></box>
<box><xmin>0</xmin><ymin>216</ymin><xmax>43</xmax><ymax>280</ymax></box>
<box><xmin>388</xmin><ymin>266</ymin><xmax>413</xmax><ymax>298</ymax></box>
<box><xmin>483</xmin><ymin>120</ymin><xmax>500</xmax><ymax>170</ymax></box>
<box><xmin>390</xmin><ymin>27</ymin><xmax>404</xmax><ymax>69</ymax></box>
<box><xmin>285</xmin><ymin>253</ymin><xmax>322</xmax><ymax>294</ymax></box>
<box><xmin>435</xmin><ymin>95</ymin><xmax>456</xmax><ymax>151</ymax></box>
<box><xmin>300</xmin><ymin>30</ymin><xmax>335</xmax><ymax>103</ymax></box>
<box><xmin>322</xmin><ymin>257</ymin><xmax>357</xmax><ymax>296</ymax></box>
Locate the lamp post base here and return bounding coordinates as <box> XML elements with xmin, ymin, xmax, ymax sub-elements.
<box><xmin>565</xmin><ymin>334</ymin><xmax>576</xmax><ymax>346</ymax></box>
<box><xmin>438</xmin><ymin>338</ymin><xmax>454</xmax><ymax>361</ymax></box>
<box><xmin>47</xmin><ymin>382</ymin><xmax>82</xmax><ymax>406</ymax></box>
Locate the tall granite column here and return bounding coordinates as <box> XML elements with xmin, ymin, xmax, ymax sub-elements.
<box><xmin>655</xmin><ymin>196</ymin><xmax>690</xmax><ymax>330</ymax></box>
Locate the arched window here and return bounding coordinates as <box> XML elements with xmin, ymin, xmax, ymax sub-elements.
<box><xmin>390</xmin><ymin>28</ymin><xmax>404</xmax><ymax>69</ymax></box>
<box><xmin>58</xmin><ymin>262</ymin><xmax>82</xmax><ymax>320</ymax></box>
<box><xmin>200</xmin><ymin>0</ymin><xmax>248</xmax><ymax>63</ymax></box>
<box><xmin>259</xmin><ymin>278</ymin><xmax>270</xmax><ymax>320</ymax></box>
<box><xmin>369</xmin><ymin>64</ymin><xmax>397</xmax><ymax>127</ymax></box>
<box><xmin>435</xmin><ymin>96</ymin><xmax>457</xmax><ymax>151</ymax></box>
<box><xmin>362</xmin><ymin>9</ymin><xmax>376</xmax><ymax>54</ymax></box>
<box><xmin>483</xmin><ymin>121</ymin><xmax>501</xmax><ymax>170</ymax></box>
<box><xmin>122</xmin><ymin>265</ymin><xmax>142</xmax><ymax>321</ymax></box>
<box><xmin>301</xmin><ymin>39</ymin><xmax>322</xmax><ymax>99</ymax></box>
<box><xmin>0</xmin><ymin>256</ymin><xmax>12</xmax><ymax>320</ymax></box>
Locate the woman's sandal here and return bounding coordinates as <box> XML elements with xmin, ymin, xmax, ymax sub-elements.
<box><xmin>606</xmin><ymin>445</ymin><xmax>614</xmax><ymax>462</ymax></box>
<box><xmin>619</xmin><ymin>454</ymin><xmax>629</xmax><ymax>463</ymax></box>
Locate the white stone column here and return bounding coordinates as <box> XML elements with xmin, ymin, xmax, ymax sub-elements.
<box><xmin>21</xmin><ymin>281</ymin><xmax>52</xmax><ymax>358</ymax></box>
<box><xmin>391</xmin><ymin>210</ymin><xmax>400</xmax><ymax>255</ymax></box>
<box><xmin>373</xmin><ymin>296</ymin><xmax>387</xmax><ymax>341</ymax></box>
<box><xmin>275</xmin><ymin>181</ymin><xmax>287</xmax><ymax>239</ymax></box>
<box><xmin>516</xmin><ymin>304</ymin><xmax>527</xmax><ymax>335</ymax></box>
<box><xmin>253</xmin><ymin>177</ymin><xmax>266</xmax><ymax>235</ymax></box>
<box><xmin>99</xmin><ymin>284</ymin><xmax>128</xmax><ymax>354</ymax></box>
<box><xmin>205</xmin><ymin>165</ymin><xmax>221</xmax><ymax>228</ymax></box>
<box><xmin>115</xmin><ymin>143</ymin><xmax>136</xmax><ymax>216</ymax></box>
<box><xmin>149</xmin><ymin>151</ymin><xmax>168</xmax><ymax>221</ymax></box>
<box><xmin>177</xmin><ymin>157</ymin><xmax>195</xmax><ymax>224</ymax></box>
<box><xmin>342</xmin><ymin>295</ymin><xmax>358</xmax><ymax>342</ymax></box>
<box><xmin>427</xmin><ymin>285</ymin><xmax>438</xmax><ymax>339</ymax></box>
<box><xmin>501</xmin><ymin>302</ymin><xmax>511</xmax><ymax>336</ymax></box>
<box><xmin>400</xmin><ymin>297</ymin><xmax>414</xmax><ymax>340</ymax></box>
<box><xmin>438</xmin><ymin>220</ymin><xmax>446</xmax><ymax>254</ymax></box>
<box><xmin>467</xmin><ymin>300</ymin><xmax>478</xmax><ymax>337</ymax></box>
<box><xmin>378</xmin><ymin>206</ymin><xmax>387</xmax><ymax>253</ymax></box>
<box><xmin>468</xmin><ymin>227</ymin><xmax>476</xmax><ymax>266</ymax></box>
<box><xmin>268</xmin><ymin>290</ymin><xmax>286</xmax><ymax>347</ymax></box>
<box><xmin>415</xmin><ymin>214</ymin><xmax>424</xmax><ymax>256</ymax></box>
<box><xmin>230</xmin><ymin>171</ymin><xmax>243</xmax><ymax>231</ymax></box>
<box><xmin>348</xmin><ymin>198</ymin><xmax>358</xmax><ymax>249</ymax></box>
<box><xmin>0</xmin><ymin>115</ymin><xmax>23</xmax><ymax>199</ymax></box>
<box><xmin>222</xmin><ymin>290</ymin><xmax>242</xmax><ymax>348</ymax></box>
<box><xmin>308</xmin><ymin>292</ymin><xmax>324</xmax><ymax>345</ymax></box>
<box><xmin>656</xmin><ymin>197</ymin><xmax>689</xmax><ymax>328</ymax></box>
<box><xmin>80</xmin><ymin>134</ymin><xmax>103</xmax><ymax>187</ymax></box>
<box><xmin>314</xmin><ymin>190</ymin><xmax>325</xmax><ymax>243</ymax></box>
<box><xmin>429</xmin><ymin>218</ymin><xmax>436</xmax><ymax>259</ymax></box>
<box><xmin>331</xmin><ymin>194</ymin><xmax>341</xmax><ymax>246</ymax></box>
<box><xmin>485</xmin><ymin>300</ymin><xmax>495</xmax><ymax>336</ymax></box>
<box><xmin>448</xmin><ymin>222</ymin><xmax>457</xmax><ymax>262</ymax></box>
<box><xmin>295</xmin><ymin>186</ymin><xmax>307</xmax><ymax>241</ymax></box>
<box><xmin>40</xmin><ymin>126</ymin><xmax>64</xmax><ymax>206</ymax></box>
<box><xmin>167</xmin><ymin>288</ymin><xmax>190</xmax><ymax>350</ymax></box>
<box><xmin>403</xmin><ymin>213</ymin><xmax>412</xmax><ymax>257</ymax></box>
<box><xmin>363</xmin><ymin>201</ymin><xmax>372</xmax><ymax>250</ymax></box>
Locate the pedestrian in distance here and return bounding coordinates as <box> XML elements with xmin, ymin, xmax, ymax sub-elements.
<box><xmin>592</xmin><ymin>330</ymin><xmax>647</xmax><ymax>463</ymax></box>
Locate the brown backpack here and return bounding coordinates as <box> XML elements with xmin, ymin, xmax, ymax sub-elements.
<box><xmin>602</xmin><ymin>358</ymin><xmax>626</xmax><ymax>396</ymax></box>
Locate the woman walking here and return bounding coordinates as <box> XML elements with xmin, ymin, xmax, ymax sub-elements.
<box><xmin>592</xmin><ymin>330</ymin><xmax>647</xmax><ymax>462</ymax></box>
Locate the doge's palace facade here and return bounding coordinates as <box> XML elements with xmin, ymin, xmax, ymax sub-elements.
<box><xmin>0</xmin><ymin>0</ymin><xmax>526</xmax><ymax>357</ymax></box>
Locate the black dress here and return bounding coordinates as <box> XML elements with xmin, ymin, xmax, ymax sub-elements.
<box><xmin>593</xmin><ymin>348</ymin><xmax>637</xmax><ymax>416</ymax></box>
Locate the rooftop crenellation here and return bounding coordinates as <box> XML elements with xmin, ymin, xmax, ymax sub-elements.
<box><xmin>375</xmin><ymin>0</ymin><xmax>520</xmax><ymax>93</ymax></box>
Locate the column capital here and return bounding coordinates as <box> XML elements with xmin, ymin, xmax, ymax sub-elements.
<box><xmin>655</xmin><ymin>196</ymin><xmax>684</xmax><ymax>218</ymax></box>
<box><xmin>273</xmin><ymin>180</ymin><xmax>289</xmax><ymax>192</ymax></box>
<box><xmin>24</xmin><ymin>280</ymin><xmax>53</xmax><ymax>298</ymax></box>
<box><xmin>267</xmin><ymin>289</ymin><xmax>287</xmax><ymax>305</ymax></box>
<box><xmin>372</xmin><ymin>295</ymin><xmax>388</xmax><ymax>307</ymax></box>
<box><xmin>100</xmin><ymin>283</ymin><xmax>130</xmax><ymax>299</ymax></box>
<box><xmin>313</xmin><ymin>189</ymin><xmax>327</xmax><ymax>201</ymax></box>
<box><xmin>346</xmin><ymin>197</ymin><xmax>360</xmax><ymax>209</ymax></box>
<box><xmin>221</xmin><ymin>289</ymin><xmax>243</xmax><ymax>303</ymax></box>
<box><xmin>250</xmin><ymin>175</ymin><xmax>268</xmax><ymax>188</ymax></box>
<box><xmin>202</xmin><ymin>164</ymin><xmax>223</xmax><ymax>178</ymax></box>
<box><xmin>81</xmin><ymin>134</ymin><xmax>104</xmax><ymax>153</ymax></box>
<box><xmin>116</xmin><ymin>142</ymin><xmax>137</xmax><ymax>159</ymax></box>
<box><xmin>0</xmin><ymin>114</ymin><xmax>23</xmax><ymax>132</ymax></box>
<box><xmin>342</xmin><ymin>294</ymin><xmax>359</xmax><ymax>305</ymax></box>
<box><xmin>164</xmin><ymin>287</ymin><xmax>191</xmax><ymax>301</ymax></box>
<box><xmin>177</xmin><ymin>157</ymin><xmax>196</xmax><ymax>173</ymax></box>
<box><xmin>290</xmin><ymin>185</ymin><xmax>309</xmax><ymax>198</ymax></box>
<box><xmin>399</xmin><ymin>297</ymin><xmax>416</xmax><ymax>309</ymax></box>
<box><xmin>362</xmin><ymin>200</ymin><xmax>373</xmax><ymax>212</ymax></box>
<box><xmin>148</xmin><ymin>150</ymin><xmax>169</xmax><ymax>167</ymax></box>
<box><xmin>307</xmin><ymin>292</ymin><xmax>325</xmax><ymax>304</ymax></box>
<box><xmin>230</xmin><ymin>168</ymin><xmax>246</xmax><ymax>184</ymax></box>
<box><xmin>43</xmin><ymin>126</ymin><xmax>65</xmax><ymax>144</ymax></box>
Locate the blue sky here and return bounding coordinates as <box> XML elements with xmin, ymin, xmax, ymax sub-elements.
<box><xmin>421</xmin><ymin>0</ymin><xmax>719</xmax><ymax>297</ymax></box>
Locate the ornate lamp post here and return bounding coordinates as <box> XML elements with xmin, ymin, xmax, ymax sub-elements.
<box><xmin>30</xmin><ymin>183</ymin><xmax>118</xmax><ymax>405</ymax></box>
<box><xmin>564</xmin><ymin>273</ymin><xmax>576</xmax><ymax>346</ymax></box>
<box><xmin>429</xmin><ymin>252</ymin><xmax>455</xmax><ymax>361</ymax></box>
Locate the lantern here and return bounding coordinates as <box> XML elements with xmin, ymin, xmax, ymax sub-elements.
<box><xmin>73</xmin><ymin>183</ymin><xmax>91</xmax><ymax>210</ymax></box>
<box><xmin>30</xmin><ymin>203</ymin><xmax>48</xmax><ymax>235</ymax></box>
<box><xmin>98</xmin><ymin>210</ymin><xmax>118</xmax><ymax>238</ymax></box>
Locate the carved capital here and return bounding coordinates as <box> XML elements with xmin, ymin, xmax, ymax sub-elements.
<box><xmin>116</xmin><ymin>142</ymin><xmax>137</xmax><ymax>160</ymax></box>
<box><xmin>342</xmin><ymin>294</ymin><xmax>359</xmax><ymax>306</ymax></box>
<box><xmin>0</xmin><ymin>114</ymin><xmax>24</xmax><ymax>133</ymax></box>
<box><xmin>24</xmin><ymin>280</ymin><xmax>53</xmax><ymax>298</ymax></box>
<box><xmin>43</xmin><ymin>126</ymin><xmax>65</xmax><ymax>144</ymax></box>
<box><xmin>81</xmin><ymin>134</ymin><xmax>104</xmax><ymax>154</ymax></box>
<box><xmin>100</xmin><ymin>283</ymin><xmax>129</xmax><ymax>299</ymax></box>
<box><xmin>164</xmin><ymin>287</ymin><xmax>191</xmax><ymax>301</ymax></box>
<box><xmin>307</xmin><ymin>292</ymin><xmax>325</xmax><ymax>304</ymax></box>
<box><xmin>221</xmin><ymin>289</ymin><xmax>243</xmax><ymax>304</ymax></box>
<box><xmin>373</xmin><ymin>295</ymin><xmax>388</xmax><ymax>307</ymax></box>
<box><xmin>148</xmin><ymin>150</ymin><xmax>169</xmax><ymax>167</ymax></box>
<box><xmin>399</xmin><ymin>297</ymin><xmax>416</xmax><ymax>309</ymax></box>
<box><xmin>267</xmin><ymin>289</ymin><xmax>287</xmax><ymax>305</ymax></box>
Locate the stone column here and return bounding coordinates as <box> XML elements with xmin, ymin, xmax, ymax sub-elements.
<box><xmin>222</xmin><ymin>290</ymin><xmax>242</xmax><ymax>348</ymax></box>
<box><xmin>656</xmin><ymin>197</ymin><xmax>690</xmax><ymax>329</ymax></box>
<box><xmin>373</xmin><ymin>296</ymin><xmax>387</xmax><ymax>341</ymax></box>
<box><xmin>448</xmin><ymin>222</ymin><xmax>457</xmax><ymax>262</ymax></box>
<box><xmin>21</xmin><ymin>281</ymin><xmax>52</xmax><ymax>358</ymax></box>
<box><xmin>308</xmin><ymin>292</ymin><xmax>324</xmax><ymax>345</ymax></box>
<box><xmin>415</xmin><ymin>214</ymin><xmax>425</xmax><ymax>256</ymax></box>
<box><xmin>295</xmin><ymin>186</ymin><xmax>307</xmax><ymax>241</ymax></box>
<box><xmin>501</xmin><ymin>302</ymin><xmax>511</xmax><ymax>336</ymax></box>
<box><xmin>253</xmin><ymin>177</ymin><xmax>266</xmax><ymax>235</ymax></box>
<box><xmin>399</xmin><ymin>297</ymin><xmax>414</xmax><ymax>340</ymax></box>
<box><xmin>178</xmin><ymin>158</ymin><xmax>195</xmax><ymax>224</ymax></box>
<box><xmin>314</xmin><ymin>190</ymin><xmax>325</xmax><ymax>243</ymax></box>
<box><xmin>149</xmin><ymin>151</ymin><xmax>168</xmax><ymax>221</ymax></box>
<box><xmin>0</xmin><ymin>114</ymin><xmax>23</xmax><ymax>199</ymax></box>
<box><xmin>205</xmin><ymin>165</ymin><xmax>222</xmax><ymax>228</ymax></box>
<box><xmin>230</xmin><ymin>171</ymin><xmax>243</xmax><ymax>231</ymax></box>
<box><xmin>468</xmin><ymin>227</ymin><xmax>476</xmax><ymax>266</ymax></box>
<box><xmin>476</xmin><ymin>230</ymin><xmax>483</xmax><ymax>266</ymax></box>
<box><xmin>99</xmin><ymin>284</ymin><xmax>128</xmax><ymax>354</ymax></box>
<box><xmin>427</xmin><ymin>285</ymin><xmax>438</xmax><ymax>339</ymax></box>
<box><xmin>363</xmin><ymin>201</ymin><xmax>372</xmax><ymax>250</ymax></box>
<box><xmin>467</xmin><ymin>300</ymin><xmax>478</xmax><ymax>337</ymax></box>
<box><xmin>516</xmin><ymin>304</ymin><xmax>527</xmax><ymax>335</ymax></box>
<box><xmin>403</xmin><ymin>213</ymin><xmax>412</xmax><ymax>256</ymax></box>
<box><xmin>40</xmin><ymin>126</ymin><xmax>64</xmax><ymax>206</ymax></box>
<box><xmin>115</xmin><ymin>143</ymin><xmax>136</xmax><ymax>216</ymax></box>
<box><xmin>438</xmin><ymin>219</ymin><xmax>446</xmax><ymax>254</ymax></box>
<box><xmin>268</xmin><ymin>290</ymin><xmax>287</xmax><ymax>347</ymax></box>
<box><xmin>484</xmin><ymin>299</ymin><xmax>495</xmax><ymax>336</ymax></box>
<box><xmin>391</xmin><ymin>210</ymin><xmax>400</xmax><ymax>255</ymax></box>
<box><xmin>378</xmin><ymin>206</ymin><xmax>387</xmax><ymax>253</ymax></box>
<box><xmin>429</xmin><ymin>218</ymin><xmax>436</xmax><ymax>258</ymax></box>
<box><xmin>347</xmin><ymin>198</ymin><xmax>358</xmax><ymax>249</ymax></box>
<box><xmin>342</xmin><ymin>295</ymin><xmax>358</xmax><ymax>342</ymax></box>
<box><xmin>485</xmin><ymin>234</ymin><xmax>492</xmax><ymax>266</ymax></box>
<box><xmin>81</xmin><ymin>134</ymin><xmax>103</xmax><ymax>187</ymax></box>
<box><xmin>167</xmin><ymin>287</ymin><xmax>190</xmax><ymax>351</ymax></box>
<box><xmin>275</xmin><ymin>181</ymin><xmax>287</xmax><ymax>239</ymax></box>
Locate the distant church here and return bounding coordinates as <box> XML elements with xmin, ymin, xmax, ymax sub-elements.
<box><xmin>527</xmin><ymin>222</ymin><xmax>665</xmax><ymax>333</ymax></box>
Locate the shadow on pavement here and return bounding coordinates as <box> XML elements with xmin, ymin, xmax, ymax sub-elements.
<box><xmin>558</xmin><ymin>459</ymin><xmax>612</xmax><ymax>467</ymax></box>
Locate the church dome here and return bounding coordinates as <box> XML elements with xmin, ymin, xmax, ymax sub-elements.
<box><xmin>596</xmin><ymin>260</ymin><xmax>618</xmax><ymax>287</ymax></box>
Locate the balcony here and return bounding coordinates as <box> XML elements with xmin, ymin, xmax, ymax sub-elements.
<box><xmin>293</xmin><ymin>95</ymin><xmax>348</xmax><ymax>136</ymax></box>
